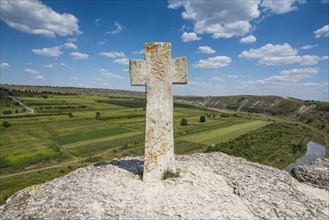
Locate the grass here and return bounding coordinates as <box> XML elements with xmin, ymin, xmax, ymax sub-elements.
<box><xmin>179</xmin><ymin>120</ymin><xmax>270</xmax><ymax>145</ymax></box>
<box><xmin>162</xmin><ymin>170</ymin><xmax>180</xmax><ymax>180</ymax></box>
<box><xmin>206</xmin><ymin>123</ymin><xmax>311</xmax><ymax>169</ymax></box>
<box><xmin>53</xmin><ymin>127</ymin><xmax>132</xmax><ymax>145</ymax></box>
<box><xmin>0</xmin><ymin>89</ymin><xmax>323</xmax><ymax>205</ymax></box>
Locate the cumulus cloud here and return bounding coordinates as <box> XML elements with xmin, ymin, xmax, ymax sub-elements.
<box><xmin>168</xmin><ymin>0</ymin><xmax>305</xmax><ymax>39</ymax></box>
<box><xmin>42</xmin><ymin>64</ymin><xmax>53</xmax><ymax>68</ymax></box>
<box><xmin>0</xmin><ymin>0</ymin><xmax>80</xmax><ymax>37</ymax></box>
<box><xmin>239</xmin><ymin>43</ymin><xmax>328</xmax><ymax>66</ymax></box>
<box><xmin>314</xmin><ymin>25</ymin><xmax>329</xmax><ymax>38</ymax></box>
<box><xmin>70</xmin><ymin>52</ymin><xmax>89</xmax><ymax>60</ymax></box>
<box><xmin>62</xmin><ymin>42</ymin><xmax>77</xmax><ymax>49</ymax></box>
<box><xmin>261</xmin><ymin>0</ymin><xmax>306</xmax><ymax>14</ymax></box>
<box><xmin>113</xmin><ymin>58</ymin><xmax>129</xmax><ymax>65</ymax></box>
<box><xmin>181</xmin><ymin>32</ymin><xmax>201</xmax><ymax>42</ymax></box>
<box><xmin>99</xmin><ymin>51</ymin><xmax>125</xmax><ymax>58</ymax></box>
<box><xmin>197</xmin><ymin>46</ymin><xmax>216</xmax><ymax>54</ymax></box>
<box><xmin>107</xmin><ymin>21</ymin><xmax>125</xmax><ymax>35</ymax></box>
<box><xmin>280</xmin><ymin>68</ymin><xmax>319</xmax><ymax>75</ymax></box>
<box><xmin>99</xmin><ymin>68</ymin><xmax>124</xmax><ymax>79</ymax></box>
<box><xmin>300</xmin><ymin>44</ymin><xmax>318</xmax><ymax>50</ymax></box>
<box><xmin>193</xmin><ymin>56</ymin><xmax>232</xmax><ymax>68</ymax></box>
<box><xmin>241</xmin><ymin>67</ymin><xmax>318</xmax><ymax>87</ymax></box>
<box><xmin>25</xmin><ymin>68</ymin><xmax>39</xmax><ymax>74</ymax></box>
<box><xmin>32</xmin><ymin>47</ymin><xmax>62</xmax><ymax>57</ymax></box>
<box><xmin>133</xmin><ymin>49</ymin><xmax>144</xmax><ymax>54</ymax></box>
<box><xmin>35</xmin><ymin>75</ymin><xmax>45</xmax><ymax>80</ymax></box>
<box><xmin>212</xmin><ymin>77</ymin><xmax>224</xmax><ymax>82</ymax></box>
<box><xmin>240</xmin><ymin>35</ymin><xmax>257</xmax><ymax>44</ymax></box>
<box><xmin>0</xmin><ymin>62</ymin><xmax>9</xmax><ymax>68</ymax></box>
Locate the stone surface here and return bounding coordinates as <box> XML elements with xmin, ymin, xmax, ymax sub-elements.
<box><xmin>1</xmin><ymin>153</ymin><xmax>328</xmax><ymax>219</ymax></box>
<box><xmin>292</xmin><ymin>158</ymin><xmax>329</xmax><ymax>190</ymax></box>
<box><xmin>130</xmin><ymin>42</ymin><xmax>187</xmax><ymax>181</ymax></box>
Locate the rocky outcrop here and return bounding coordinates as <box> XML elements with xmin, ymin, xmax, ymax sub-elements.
<box><xmin>292</xmin><ymin>158</ymin><xmax>329</xmax><ymax>191</ymax></box>
<box><xmin>1</xmin><ymin>153</ymin><xmax>328</xmax><ymax>219</ymax></box>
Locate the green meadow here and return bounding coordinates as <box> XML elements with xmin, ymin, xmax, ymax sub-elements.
<box><xmin>0</xmin><ymin>90</ymin><xmax>318</xmax><ymax>204</ymax></box>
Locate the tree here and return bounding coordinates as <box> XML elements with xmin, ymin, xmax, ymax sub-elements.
<box><xmin>180</xmin><ymin>118</ymin><xmax>188</xmax><ymax>126</ymax></box>
<box><xmin>96</xmin><ymin>112</ymin><xmax>101</xmax><ymax>120</ymax></box>
<box><xmin>68</xmin><ymin>112</ymin><xmax>73</xmax><ymax>118</ymax></box>
<box><xmin>2</xmin><ymin>121</ymin><xmax>11</xmax><ymax>128</ymax></box>
<box><xmin>200</xmin><ymin>115</ymin><xmax>206</xmax><ymax>122</ymax></box>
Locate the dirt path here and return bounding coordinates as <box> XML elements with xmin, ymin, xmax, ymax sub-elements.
<box><xmin>0</xmin><ymin>90</ymin><xmax>34</xmax><ymax>114</ymax></box>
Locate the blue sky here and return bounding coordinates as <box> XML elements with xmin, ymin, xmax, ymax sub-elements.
<box><xmin>1</xmin><ymin>0</ymin><xmax>328</xmax><ymax>101</ymax></box>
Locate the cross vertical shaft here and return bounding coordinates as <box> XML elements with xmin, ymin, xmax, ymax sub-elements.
<box><xmin>130</xmin><ymin>42</ymin><xmax>187</xmax><ymax>181</ymax></box>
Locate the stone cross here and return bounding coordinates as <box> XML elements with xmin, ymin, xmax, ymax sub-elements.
<box><xmin>130</xmin><ymin>42</ymin><xmax>187</xmax><ymax>181</ymax></box>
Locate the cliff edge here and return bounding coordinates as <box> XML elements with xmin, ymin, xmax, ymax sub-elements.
<box><xmin>1</xmin><ymin>153</ymin><xmax>328</xmax><ymax>219</ymax></box>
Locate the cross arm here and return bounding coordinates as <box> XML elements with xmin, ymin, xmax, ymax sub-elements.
<box><xmin>130</xmin><ymin>59</ymin><xmax>147</xmax><ymax>86</ymax></box>
<box><xmin>172</xmin><ymin>57</ymin><xmax>188</xmax><ymax>84</ymax></box>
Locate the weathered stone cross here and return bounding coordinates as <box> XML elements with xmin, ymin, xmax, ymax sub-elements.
<box><xmin>130</xmin><ymin>42</ymin><xmax>187</xmax><ymax>181</ymax></box>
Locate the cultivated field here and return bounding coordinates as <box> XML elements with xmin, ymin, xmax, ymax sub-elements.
<box><xmin>0</xmin><ymin>89</ymin><xmax>320</xmax><ymax>204</ymax></box>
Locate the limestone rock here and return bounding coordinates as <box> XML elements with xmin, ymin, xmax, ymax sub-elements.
<box><xmin>292</xmin><ymin>158</ymin><xmax>329</xmax><ymax>191</ymax></box>
<box><xmin>1</xmin><ymin>153</ymin><xmax>328</xmax><ymax>219</ymax></box>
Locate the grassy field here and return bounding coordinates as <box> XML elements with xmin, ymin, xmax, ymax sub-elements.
<box><xmin>0</xmin><ymin>89</ymin><xmax>322</xmax><ymax>204</ymax></box>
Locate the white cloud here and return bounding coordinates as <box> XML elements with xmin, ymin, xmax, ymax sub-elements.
<box><xmin>240</xmin><ymin>35</ymin><xmax>257</xmax><ymax>44</ymax></box>
<box><xmin>32</xmin><ymin>47</ymin><xmax>62</xmax><ymax>57</ymax></box>
<box><xmin>62</xmin><ymin>42</ymin><xmax>77</xmax><ymax>49</ymax></box>
<box><xmin>239</xmin><ymin>43</ymin><xmax>297</xmax><ymax>59</ymax></box>
<box><xmin>0</xmin><ymin>62</ymin><xmax>9</xmax><ymax>68</ymax></box>
<box><xmin>35</xmin><ymin>75</ymin><xmax>45</xmax><ymax>80</ymax></box>
<box><xmin>0</xmin><ymin>1</ymin><xmax>80</xmax><ymax>37</ymax></box>
<box><xmin>169</xmin><ymin>0</ymin><xmax>259</xmax><ymax>39</ymax></box>
<box><xmin>99</xmin><ymin>51</ymin><xmax>125</xmax><ymax>58</ymax></box>
<box><xmin>133</xmin><ymin>49</ymin><xmax>144</xmax><ymax>54</ymax></box>
<box><xmin>239</xmin><ymin>43</ymin><xmax>328</xmax><ymax>66</ymax></box>
<box><xmin>25</xmin><ymin>68</ymin><xmax>39</xmax><ymax>74</ymax></box>
<box><xmin>280</xmin><ymin>68</ymin><xmax>319</xmax><ymax>75</ymax></box>
<box><xmin>212</xmin><ymin>77</ymin><xmax>224</xmax><ymax>82</ymax></box>
<box><xmin>168</xmin><ymin>0</ymin><xmax>305</xmax><ymax>39</ymax></box>
<box><xmin>314</xmin><ymin>25</ymin><xmax>329</xmax><ymax>38</ymax></box>
<box><xmin>70</xmin><ymin>52</ymin><xmax>89</xmax><ymax>60</ymax></box>
<box><xmin>99</xmin><ymin>68</ymin><xmax>124</xmax><ymax>79</ymax></box>
<box><xmin>42</xmin><ymin>64</ymin><xmax>53</xmax><ymax>68</ymax></box>
<box><xmin>261</xmin><ymin>0</ymin><xmax>305</xmax><ymax>14</ymax></box>
<box><xmin>241</xmin><ymin>67</ymin><xmax>318</xmax><ymax>86</ymax></box>
<box><xmin>72</xmin><ymin>76</ymin><xmax>78</xmax><ymax>80</ymax></box>
<box><xmin>300</xmin><ymin>44</ymin><xmax>318</xmax><ymax>50</ymax></box>
<box><xmin>197</xmin><ymin>46</ymin><xmax>216</xmax><ymax>54</ymax></box>
<box><xmin>227</xmin><ymin>74</ymin><xmax>238</xmax><ymax>79</ymax></box>
<box><xmin>181</xmin><ymin>32</ymin><xmax>201</xmax><ymax>42</ymax></box>
<box><xmin>94</xmin><ymin>18</ymin><xmax>102</xmax><ymax>27</ymax></box>
<box><xmin>113</xmin><ymin>58</ymin><xmax>129</xmax><ymax>65</ymax></box>
<box><xmin>321</xmin><ymin>0</ymin><xmax>329</xmax><ymax>4</ymax></box>
<box><xmin>193</xmin><ymin>56</ymin><xmax>232</xmax><ymax>68</ymax></box>
<box><xmin>107</xmin><ymin>21</ymin><xmax>125</xmax><ymax>35</ymax></box>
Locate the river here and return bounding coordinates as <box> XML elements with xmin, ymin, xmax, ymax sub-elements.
<box><xmin>284</xmin><ymin>141</ymin><xmax>326</xmax><ymax>173</ymax></box>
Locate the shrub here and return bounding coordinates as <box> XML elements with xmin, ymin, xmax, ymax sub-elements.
<box><xmin>162</xmin><ymin>170</ymin><xmax>180</xmax><ymax>180</ymax></box>
<box><xmin>2</xmin><ymin>121</ymin><xmax>11</xmax><ymax>128</ymax></box>
<box><xmin>180</xmin><ymin>118</ymin><xmax>188</xmax><ymax>126</ymax></box>
<box><xmin>200</xmin><ymin>115</ymin><xmax>206</xmax><ymax>122</ymax></box>
<box><xmin>68</xmin><ymin>112</ymin><xmax>73</xmax><ymax>118</ymax></box>
<box><xmin>2</xmin><ymin>110</ymin><xmax>12</xmax><ymax>115</ymax></box>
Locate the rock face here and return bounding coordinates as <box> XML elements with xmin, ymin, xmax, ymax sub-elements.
<box><xmin>292</xmin><ymin>158</ymin><xmax>329</xmax><ymax>191</ymax></box>
<box><xmin>1</xmin><ymin>153</ymin><xmax>328</xmax><ymax>219</ymax></box>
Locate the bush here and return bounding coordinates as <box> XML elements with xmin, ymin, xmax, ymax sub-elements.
<box><xmin>2</xmin><ymin>110</ymin><xmax>12</xmax><ymax>115</ymax></box>
<box><xmin>162</xmin><ymin>170</ymin><xmax>180</xmax><ymax>180</ymax></box>
<box><xmin>2</xmin><ymin>121</ymin><xmax>11</xmax><ymax>128</ymax></box>
<box><xmin>200</xmin><ymin>115</ymin><xmax>206</xmax><ymax>122</ymax></box>
<box><xmin>68</xmin><ymin>112</ymin><xmax>73</xmax><ymax>118</ymax></box>
<box><xmin>180</xmin><ymin>118</ymin><xmax>188</xmax><ymax>126</ymax></box>
<box><xmin>96</xmin><ymin>112</ymin><xmax>101</xmax><ymax>120</ymax></box>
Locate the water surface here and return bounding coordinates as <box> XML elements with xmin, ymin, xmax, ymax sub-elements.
<box><xmin>284</xmin><ymin>141</ymin><xmax>326</xmax><ymax>173</ymax></box>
